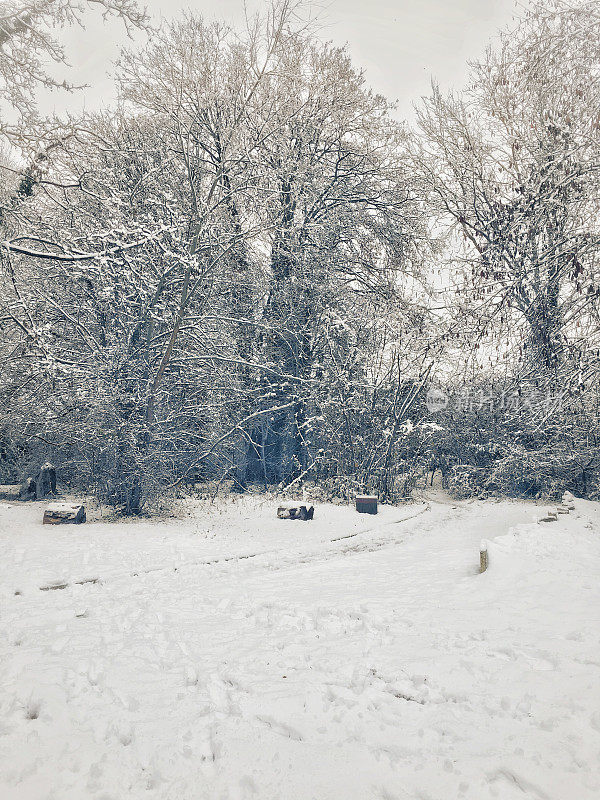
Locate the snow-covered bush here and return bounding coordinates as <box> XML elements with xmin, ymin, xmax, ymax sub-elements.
<box><xmin>445</xmin><ymin>465</ymin><xmax>492</xmax><ymax>499</ymax></box>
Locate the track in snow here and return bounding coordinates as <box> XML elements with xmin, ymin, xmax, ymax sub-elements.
<box><xmin>36</xmin><ymin>503</ymin><xmax>432</xmax><ymax>592</ymax></box>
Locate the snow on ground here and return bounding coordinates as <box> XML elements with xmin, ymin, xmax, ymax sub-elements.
<box><xmin>1</xmin><ymin>495</ymin><xmax>599</xmax><ymax>800</ymax></box>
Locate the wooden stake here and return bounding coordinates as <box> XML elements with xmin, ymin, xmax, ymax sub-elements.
<box><xmin>480</xmin><ymin>541</ymin><xmax>488</xmax><ymax>573</ymax></box>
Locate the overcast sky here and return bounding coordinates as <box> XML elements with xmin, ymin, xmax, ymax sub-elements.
<box><xmin>43</xmin><ymin>0</ymin><xmax>523</xmax><ymax>123</ymax></box>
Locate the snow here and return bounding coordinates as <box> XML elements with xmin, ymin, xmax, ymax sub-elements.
<box><xmin>1</xmin><ymin>495</ymin><xmax>599</xmax><ymax>799</ymax></box>
<box><xmin>44</xmin><ymin>503</ymin><xmax>83</xmax><ymax>513</ymax></box>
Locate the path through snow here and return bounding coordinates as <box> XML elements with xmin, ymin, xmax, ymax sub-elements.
<box><xmin>1</xmin><ymin>497</ymin><xmax>599</xmax><ymax>799</ymax></box>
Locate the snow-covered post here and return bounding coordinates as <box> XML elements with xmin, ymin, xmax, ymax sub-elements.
<box><xmin>479</xmin><ymin>540</ymin><xmax>488</xmax><ymax>573</ymax></box>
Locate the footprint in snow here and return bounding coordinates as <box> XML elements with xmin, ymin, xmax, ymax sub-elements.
<box><xmin>87</xmin><ymin>661</ymin><xmax>105</xmax><ymax>687</ymax></box>
<box><xmin>487</xmin><ymin>646</ymin><xmax>555</xmax><ymax>671</ymax></box>
<box><xmin>105</xmin><ymin>720</ymin><xmax>134</xmax><ymax>746</ymax></box>
<box><xmin>24</xmin><ymin>698</ymin><xmax>42</xmax><ymax>720</ymax></box>
<box><xmin>181</xmin><ymin>725</ymin><xmax>218</xmax><ymax>763</ymax></box>
<box><xmin>254</xmin><ymin>714</ymin><xmax>304</xmax><ymax>741</ymax></box>
<box><xmin>487</xmin><ymin>768</ymin><xmax>551</xmax><ymax>800</ymax></box>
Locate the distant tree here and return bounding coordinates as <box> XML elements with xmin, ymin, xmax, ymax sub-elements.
<box><xmin>0</xmin><ymin>3</ymin><xmax>316</xmax><ymax>510</ymax></box>
<box><xmin>116</xmin><ymin>9</ymin><xmax>429</xmax><ymax>491</ymax></box>
<box><xmin>0</xmin><ymin>2</ymin><xmax>431</xmax><ymax>509</ymax></box>
<box><xmin>416</xmin><ymin>0</ymin><xmax>600</xmax><ymax>382</ymax></box>
<box><xmin>236</xmin><ymin>35</ymin><xmax>427</xmax><ymax>485</ymax></box>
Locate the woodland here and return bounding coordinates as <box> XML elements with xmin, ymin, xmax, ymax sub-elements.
<box><xmin>1</xmin><ymin>0</ymin><xmax>599</xmax><ymax>513</ymax></box>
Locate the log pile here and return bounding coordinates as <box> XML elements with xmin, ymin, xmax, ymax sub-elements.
<box><xmin>538</xmin><ymin>508</ymin><xmax>559</xmax><ymax>522</ymax></box>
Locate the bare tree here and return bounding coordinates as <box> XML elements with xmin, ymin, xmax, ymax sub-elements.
<box><xmin>238</xmin><ymin>35</ymin><xmax>426</xmax><ymax>485</ymax></box>
<box><xmin>416</xmin><ymin>0</ymin><xmax>600</xmax><ymax>383</ymax></box>
<box><xmin>0</xmin><ymin>2</ymin><xmax>431</xmax><ymax>509</ymax></box>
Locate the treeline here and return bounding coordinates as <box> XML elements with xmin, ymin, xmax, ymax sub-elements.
<box><xmin>1</xmin><ymin>0</ymin><xmax>600</xmax><ymax>511</ymax></box>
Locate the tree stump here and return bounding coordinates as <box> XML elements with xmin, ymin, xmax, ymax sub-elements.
<box><xmin>277</xmin><ymin>502</ymin><xmax>314</xmax><ymax>521</ymax></box>
<box><xmin>19</xmin><ymin>463</ymin><xmax>57</xmax><ymax>501</ymax></box>
<box><xmin>43</xmin><ymin>503</ymin><xmax>86</xmax><ymax>525</ymax></box>
<box><xmin>36</xmin><ymin>462</ymin><xmax>57</xmax><ymax>499</ymax></box>
<box><xmin>19</xmin><ymin>477</ymin><xmax>37</xmax><ymax>500</ymax></box>
<box><xmin>356</xmin><ymin>495</ymin><xmax>378</xmax><ymax>514</ymax></box>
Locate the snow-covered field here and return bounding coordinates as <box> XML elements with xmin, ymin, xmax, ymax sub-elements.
<box><xmin>1</xmin><ymin>495</ymin><xmax>599</xmax><ymax>800</ymax></box>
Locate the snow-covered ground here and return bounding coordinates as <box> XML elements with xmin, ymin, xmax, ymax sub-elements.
<box><xmin>1</xmin><ymin>495</ymin><xmax>599</xmax><ymax>800</ymax></box>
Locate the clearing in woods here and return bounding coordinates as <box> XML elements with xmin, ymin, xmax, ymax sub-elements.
<box><xmin>0</xmin><ymin>496</ymin><xmax>599</xmax><ymax>800</ymax></box>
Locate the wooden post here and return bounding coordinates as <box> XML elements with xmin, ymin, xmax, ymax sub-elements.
<box><xmin>480</xmin><ymin>540</ymin><xmax>488</xmax><ymax>573</ymax></box>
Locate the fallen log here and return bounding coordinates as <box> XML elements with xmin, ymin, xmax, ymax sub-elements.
<box><xmin>277</xmin><ymin>502</ymin><xmax>314</xmax><ymax>521</ymax></box>
<box><xmin>43</xmin><ymin>503</ymin><xmax>86</xmax><ymax>525</ymax></box>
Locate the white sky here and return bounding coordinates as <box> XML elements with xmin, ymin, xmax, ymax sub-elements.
<box><xmin>41</xmin><ymin>0</ymin><xmax>523</xmax><ymax>122</ymax></box>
